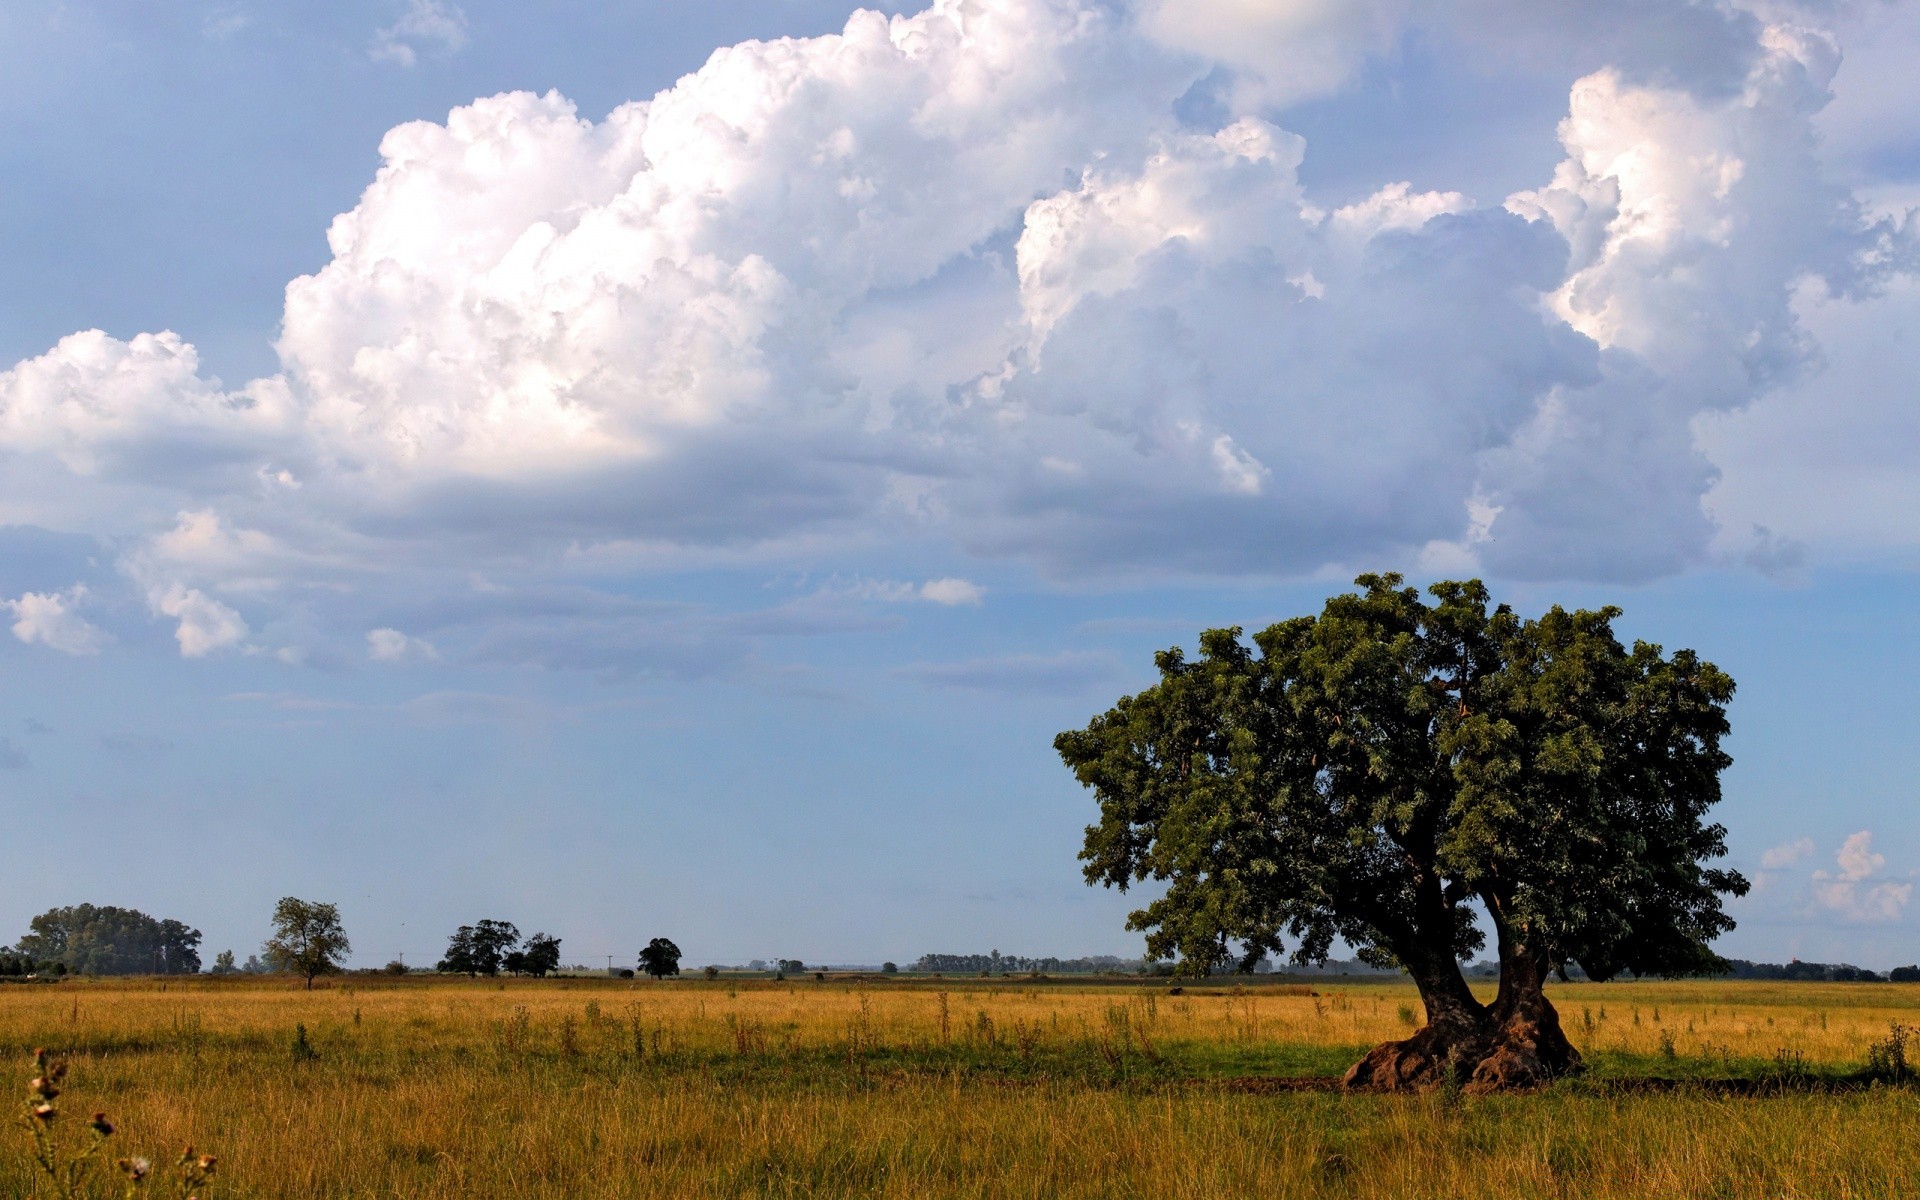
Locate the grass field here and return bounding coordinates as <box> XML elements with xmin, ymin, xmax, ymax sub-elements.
<box><xmin>6</xmin><ymin>974</ymin><xmax>1918</xmax><ymax>1198</ymax></box>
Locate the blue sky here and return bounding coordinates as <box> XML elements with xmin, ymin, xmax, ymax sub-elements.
<box><xmin>3</xmin><ymin>0</ymin><xmax>1918</xmax><ymax>971</ymax></box>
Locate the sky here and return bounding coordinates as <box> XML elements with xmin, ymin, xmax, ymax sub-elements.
<box><xmin>2</xmin><ymin>0</ymin><xmax>1918</xmax><ymax>972</ymax></box>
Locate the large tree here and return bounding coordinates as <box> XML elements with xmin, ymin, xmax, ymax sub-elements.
<box><xmin>638</xmin><ymin>937</ymin><xmax>682</xmax><ymax>980</ymax></box>
<box><xmin>261</xmin><ymin>897</ymin><xmax>351</xmax><ymax>990</ymax></box>
<box><xmin>1056</xmin><ymin>575</ymin><xmax>1747</xmax><ymax>1092</ymax></box>
<box><xmin>13</xmin><ymin>905</ymin><xmax>201</xmax><ymax>975</ymax></box>
<box><xmin>520</xmin><ymin>932</ymin><xmax>562</xmax><ymax>978</ymax></box>
<box><xmin>437</xmin><ymin>920</ymin><xmax>520</xmax><ymax>977</ymax></box>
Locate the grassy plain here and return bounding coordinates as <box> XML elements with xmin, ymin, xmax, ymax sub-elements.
<box><xmin>4</xmin><ymin>974</ymin><xmax>1918</xmax><ymax>1198</ymax></box>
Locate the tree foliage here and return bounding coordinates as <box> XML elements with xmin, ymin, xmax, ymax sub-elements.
<box><xmin>12</xmin><ymin>905</ymin><xmax>202</xmax><ymax>976</ymax></box>
<box><xmin>261</xmin><ymin>897</ymin><xmax>351</xmax><ymax>989</ymax></box>
<box><xmin>503</xmin><ymin>932</ymin><xmax>561</xmax><ymax>977</ymax></box>
<box><xmin>437</xmin><ymin>920</ymin><xmax>520</xmax><ymax>977</ymax></box>
<box><xmin>639</xmin><ymin>937</ymin><xmax>682</xmax><ymax>980</ymax></box>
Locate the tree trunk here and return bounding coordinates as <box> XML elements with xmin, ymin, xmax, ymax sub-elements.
<box><xmin>1341</xmin><ymin>951</ymin><xmax>1489</xmax><ymax>1092</ymax></box>
<box><xmin>1342</xmin><ymin>941</ymin><xmax>1582</xmax><ymax>1093</ymax></box>
<box><xmin>1469</xmin><ymin>939</ymin><xmax>1581</xmax><ymax>1093</ymax></box>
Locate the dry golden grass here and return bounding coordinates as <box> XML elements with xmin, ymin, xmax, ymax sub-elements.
<box><xmin>5</xmin><ymin>975</ymin><xmax>1918</xmax><ymax>1198</ymax></box>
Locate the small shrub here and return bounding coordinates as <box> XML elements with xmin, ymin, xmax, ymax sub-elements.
<box><xmin>1865</xmin><ymin>1023</ymin><xmax>1914</xmax><ymax>1082</ymax></box>
<box><xmin>1396</xmin><ymin>1004</ymin><xmax>1417</xmax><ymax>1028</ymax></box>
<box><xmin>1768</xmin><ymin>1048</ymin><xmax>1811</xmax><ymax>1082</ymax></box>
<box><xmin>1657</xmin><ymin>1029</ymin><xmax>1677</xmax><ymax>1061</ymax></box>
<box><xmin>292</xmin><ymin>1023</ymin><xmax>319</xmax><ymax>1061</ymax></box>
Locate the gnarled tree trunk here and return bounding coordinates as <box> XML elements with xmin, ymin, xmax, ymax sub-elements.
<box><xmin>1342</xmin><ymin>935</ymin><xmax>1581</xmax><ymax>1093</ymax></box>
<box><xmin>1467</xmin><ymin>936</ymin><xmax>1581</xmax><ymax>1093</ymax></box>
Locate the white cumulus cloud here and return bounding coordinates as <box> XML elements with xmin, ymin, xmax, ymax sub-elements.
<box><xmin>366</xmin><ymin>628</ymin><xmax>439</xmax><ymax>662</ymax></box>
<box><xmin>0</xmin><ymin>0</ymin><xmax>1911</xmax><ymax>656</ymax></box>
<box><xmin>148</xmin><ymin>584</ymin><xmax>248</xmax><ymax>658</ymax></box>
<box><xmin>1760</xmin><ymin>836</ymin><xmax>1815</xmax><ymax>870</ymax></box>
<box><xmin>1811</xmin><ymin>831</ymin><xmax>1912</xmax><ymax>922</ymax></box>
<box><xmin>3</xmin><ymin>585</ymin><xmax>109</xmax><ymax>655</ymax></box>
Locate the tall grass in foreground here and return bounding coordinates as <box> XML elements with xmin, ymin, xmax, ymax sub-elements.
<box><xmin>4</xmin><ymin>977</ymin><xmax>1917</xmax><ymax>1198</ymax></box>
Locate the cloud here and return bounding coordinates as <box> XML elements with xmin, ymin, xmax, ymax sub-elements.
<box><xmin>1138</xmin><ymin>0</ymin><xmax>1410</xmax><ymax>109</ymax></box>
<box><xmin>917</xmin><ymin>578</ymin><xmax>985</xmax><ymax>606</ymax></box>
<box><xmin>898</xmin><ymin>651</ymin><xmax>1119</xmax><ymax>695</ymax></box>
<box><xmin>3</xmin><ymin>585</ymin><xmax>109</xmax><ymax>655</ymax></box>
<box><xmin>371</xmin><ymin>0</ymin><xmax>468</xmax><ymax>68</ymax></box>
<box><xmin>1810</xmin><ymin>831</ymin><xmax>1912</xmax><ymax>921</ymax></box>
<box><xmin>0</xmin><ymin>737</ymin><xmax>27</xmax><ymax>770</ymax></box>
<box><xmin>1478</xmin><ymin>25</ymin><xmax>1897</xmax><ymax>580</ymax></box>
<box><xmin>0</xmin><ymin>0</ymin><xmax>1913</xmax><ymax>661</ymax></box>
<box><xmin>1700</xmin><ymin>273</ymin><xmax>1920</xmax><ymax>562</ymax></box>
<box><xmin>147</xmin><ymin>583</ymin><xmax>248</xmax><ymax>657</ymax></box>
<box><xmin>822</xmin><ymin>577</ymin><xmax>986</xmax><ymax>606</ymax></box>
<box><xmin>1760</xmin><ymin>836</ymin><xmax>1815</xmax><ymax>870</ymax></box>
<box><xmin>366</xmin><ymin>628</ymin><xmax>438</xmax><ymax>662</ymax></box>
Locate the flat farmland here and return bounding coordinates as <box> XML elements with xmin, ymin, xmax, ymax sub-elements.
<box><xmin>5</xmin><ymin>976</ymin><xmax>1918</xmax><ymax>1198</ymax></box>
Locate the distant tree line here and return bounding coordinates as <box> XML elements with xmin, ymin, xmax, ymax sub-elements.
<box><xmin>913</xmin><ymin>952</ymin><xmax>1143</xmax><ymax>975</ymax></box>
<box><xmin>1722</xmin><ymin>959</ymin><xmax>1907</xmax><ymax>982</ymax></box>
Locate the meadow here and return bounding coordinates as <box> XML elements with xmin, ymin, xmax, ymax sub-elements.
<box><xmin>5</xmin><ymin>974</ymin><xmax>1917</xmax><ymax>1198</ymax></box>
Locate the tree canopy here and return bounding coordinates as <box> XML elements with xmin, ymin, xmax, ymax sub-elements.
<box><xmin>261</xmin><ymin>897</ymin><xmax>351</xmax><ymax>989</ymax></box>
<box><xmin>639</xmin><ymin>937</ymin><xmax>682</xmax><ymax>980</ymax></box>
<box><xmin>12</xmin><ymin>905</ymin><xmax>202</xmax><ymax>976</ymax></box>
<box><xmin>437</xmin><ymin>920</ymin><xmax>521</xmax><ymax>977</ymax></box>
<box><xmin>504</xmin><ymin>932</ymin><xmax>562</xmax><ymax>977</ymax></box>
<box><xmin>1056</xmin><ymin>574</ymin><xmax>1747</xmax><ymax>1090</ymax></box>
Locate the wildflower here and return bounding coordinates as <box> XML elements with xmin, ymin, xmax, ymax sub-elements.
<box><xmin>119</xmin><ymin>1156</ymin><xmax>152</xmax><ymax>1180</ymax></box>
<box><xmin>90</xmin><ymin>1112</ymin><xmax>115</xmax><ymax>1136</ymax></box>
<box><xmin>32</xmin><ymin>1101</ymin><xmax>56</xmax><ymax>1122</ymax></box>
<box><xmin>29</xmin><ymin>1075</ymin><xmax>59</xmax><ymax>1099</ymax></box>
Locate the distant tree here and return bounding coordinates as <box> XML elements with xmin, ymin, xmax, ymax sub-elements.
<box><xmin>382</xmin><ymin>959</ymin><xmax>410</xmax><ymax>976</ymax></box>
<box><xmin>437</xmin><ymin>920</ymin><xmax>520</xmax><ymax>976</ymax></box>
<box><xmin>159</xmin><ymin>919</ymin><xmax>203</xmax><ymax>974</ymax></box>
<box><xmin>261</xmin><ymin>897</ymin><xmax>351</xmax><ymax>989</ymax></box>
<box><xmin>211</xmin><ymin>950</ymin><xmax>237</xmax><ymax>975</ymax></box>
<box><xmin>241</xmin><ymin>953</ymin><xmax>267</xmax><ymax>974</ymax></box>
<box><xmin>882</xmin><ymin>962</ymin><xmax>898</xmax><ymax>975</ymax></box>
<box><xmin>1891</xmin><ymin>965</ymin><xmax>1920</xmax><ymax>983</ymax></box>
<box><xmin>639</xmin><ymin>938</ymin><xmax>682</xmax><ymax>980</ymax></box>
<box><xmin>13</xmin><ymin>905</ymin><xmax>202</xmax><ymax>975</ymax></box>
<box><xmin>521</xmin><ymin>933</ymin><xmax>562</xmax><ymax>978</ymax></box>
<box><xmin>1059</xmin><ymin>575</ymin><xmax>1747</xmax><ymax>1092</ymax></box>
<box><xmin>501</xmin><ymin>950</ymin><xmax>529</xmax><ymax>975</ymax></box>
<box><xmin>439</xmin><ymin>926</ymin><xmax>480</xmax><ymax>975</ymax></box>
<box><xmin>777</xmin><ymin>958</ymin><xmax>805</xmax><ymax>975</ymax></box>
